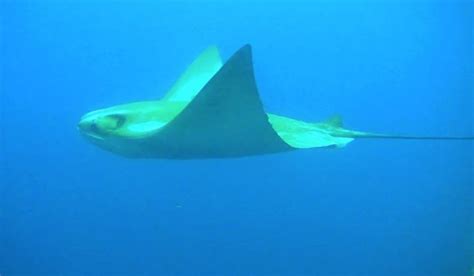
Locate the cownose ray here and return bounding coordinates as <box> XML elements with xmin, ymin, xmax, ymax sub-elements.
<box><xmin>78</xmin><ymin>44</ymin><xmax>473</xmax><ymax>159</ymax></box>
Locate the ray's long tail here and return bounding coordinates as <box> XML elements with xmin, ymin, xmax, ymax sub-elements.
<box><xmin>338</xmin><ymin>131</ymin><xmax>474</xmax><ymax>141</ymax></box>
<box><xmin>316</xmin><ymin>115</ymin><xmax>474</xmax><ymax>142</ymax></box>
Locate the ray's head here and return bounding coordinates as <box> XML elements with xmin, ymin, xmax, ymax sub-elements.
<box><xmin>77</xmin><ymin>102</ymin><xmax>174</xmax><ymax>157</ymax></box>
<box><xmin>79</xmin><ymin>105</ymin><xmax>148</xmax><ymax>157</ymax></box>
<box><xmin>78</xmin><ymin>102</ymin><xmax>170</xmax><ymax>140</ymax></box>
<box><xmin>78</xmin><ymin>110</ymin><xmax>128</xmax><ymax>141</ymax></box>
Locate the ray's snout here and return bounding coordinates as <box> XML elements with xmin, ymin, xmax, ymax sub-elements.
<box><xmin>77</xmin><ymin>120</ymin><xmax>85</xmax><ymax>130</ymax></box>
<box><xmin>77</xmin><ymin>116</ymin><xmax>99</xmax><ymax>134</ymax></box>
<box><xmin>78</xmin><ymin>116</ymin><xmax>105</xmax><ymax>141</ymax></box>
<box><xmin>77</xmin><ymin>119</ymin><xmax>92</xmax><ymax>131</ymax></box>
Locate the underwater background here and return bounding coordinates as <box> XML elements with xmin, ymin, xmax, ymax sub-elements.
<box><xmin>1</xmin><ymin>0</ymin><xmax>472</xmax><ymax>275</ymax></box>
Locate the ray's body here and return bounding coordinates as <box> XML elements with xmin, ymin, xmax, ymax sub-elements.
<box><xmin>78</xmin><ymin>45</ymin><xmax>473</xmax><ymax>159</ymax></box>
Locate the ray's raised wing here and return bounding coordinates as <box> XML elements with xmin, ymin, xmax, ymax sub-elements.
<box><xmin>162</xmin><ymin>46</ymin><xmax>223</xmax><ymax>102</ymax></box>
<box><xmin>152</xmin><ymin>45</ymin><xmax>292</xmax><ymax>158</ymax></box>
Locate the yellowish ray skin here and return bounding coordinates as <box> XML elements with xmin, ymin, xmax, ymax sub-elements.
<box><xmin>78</xmin><ymin>45</ymin><xmax>355</xmax><ymax>158</ymax></box>
<box><xmin>79</xmin><ymin>99</ymin><xmax>354</xmax><ymax>150</ymax></box>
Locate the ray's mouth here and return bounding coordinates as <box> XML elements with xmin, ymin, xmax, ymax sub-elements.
<box><xmin>82</xmin><ymin>131</ymin><xmax>105</xmax><ymax>141</ymax></box>
<box><xmin>77</xmin><ymin>121</ymin><xmax>105</xmax><ymax>141</ymax></box>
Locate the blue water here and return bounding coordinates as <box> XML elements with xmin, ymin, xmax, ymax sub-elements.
<box><xmin>1</xmin><ymin>1</ymin><xmax>472</xmax><ymax>275</ymax></box>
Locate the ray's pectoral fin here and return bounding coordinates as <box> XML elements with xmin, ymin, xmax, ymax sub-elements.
<box><xmin>153</xmin><ymin>44</ymin><xmax>292</xmax><ymax>157</ymax></box>
<box><xmin>162</xmin><ymin>46</ymin><xmax>223</xmax><ymax>102</ymax></box>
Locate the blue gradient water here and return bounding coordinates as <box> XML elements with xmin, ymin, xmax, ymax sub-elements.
<box><xmin>1</xmin><ymin>1</ymin><xmax>472</xmax><ymax>275</ymax></box>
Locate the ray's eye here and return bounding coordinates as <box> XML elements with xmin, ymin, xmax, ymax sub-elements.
<box><xmin>95</xmin><ymin>114</ymin><xmax>127</xmax><ymax>132</ymax></box>
<box><xmin>107</xmin><ymin>114</ymin><xmax>126</xmax><ymax>128</ymax></box>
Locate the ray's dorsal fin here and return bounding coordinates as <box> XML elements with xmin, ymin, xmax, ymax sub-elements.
<box><xmin>155</xmin><ymin>44</ymin><xmax>292</xmax><ymax>158</ymax></box>
<box><xmin>162</xmin><ymin>46</ymin><xmax>223</xmax><ymax>102</ymax></box>
<box><xmin>323</xmin><ymin>115</ymin><xmax>344</xmax><ymax>127</ymax></box>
